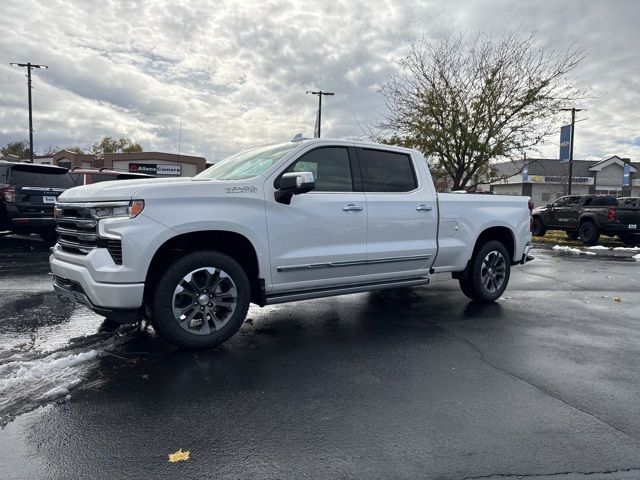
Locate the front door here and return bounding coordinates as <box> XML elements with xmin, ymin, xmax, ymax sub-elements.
<box><xmin>265</xmin><ymin>146</ymin><xmax>367</xmax><ymax>293</ymax></box>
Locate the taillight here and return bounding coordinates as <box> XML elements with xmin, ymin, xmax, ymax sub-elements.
<box><xmin>607</xmin><ymin>207</ymin><xmax>617</xmax><ymax>221</ymax></box>
<box><xmin>528</xmin><ymin>198</ymin><xmax>534</xmax><ymax>215</ymax></box>
<box><xmin>1</xmin><ymin>186</ymin><xmax>16</xmax><ymax>203</ymax></box>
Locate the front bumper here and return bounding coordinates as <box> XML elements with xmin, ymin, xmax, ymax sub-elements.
<box><xmin>50</xmin><ymin>254</ymin><xmax>144</xmax><ymax>310</ymax></box>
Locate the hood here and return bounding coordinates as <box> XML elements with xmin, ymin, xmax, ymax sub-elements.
<box><xmin>57</xmin><ymin>177</ymin><xmax>193</xmax><ymax>202</ymax></box>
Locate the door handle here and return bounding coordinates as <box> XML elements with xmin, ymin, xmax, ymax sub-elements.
<box><xmin>342</xmin><ymin>204</ymin><xmax>363</xmax><ymax>212</ymax></box>
<box><xmin>416</xmin><ymin>205</ymin><xmax>433</xmax><ymax>212</ymax></box>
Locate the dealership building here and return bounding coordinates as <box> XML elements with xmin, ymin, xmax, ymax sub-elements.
<box><xmin>489</xmin><ymin>155</ymin><xmax>639</xmax><ymax>206</ymax></box>
<box><xmin>51</xmin><ymin>150</ymin><xmax>208</xmax><ymax>177</ymax></box>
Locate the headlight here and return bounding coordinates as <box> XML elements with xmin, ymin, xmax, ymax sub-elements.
<box><xmin>90</xmin><ymin>200</ymin><xmax>145</xmax><ymax>219</ymax></box>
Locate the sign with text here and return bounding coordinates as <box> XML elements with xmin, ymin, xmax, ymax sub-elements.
<box><xmin>129</xmin><ymin>163</ymin><xmax>182</xmax><ymax>176</ymax></box>
<box><xmin>527</xmin><ymin>175</ymin><xmax>593</xmax><ymax>185</ymax></box>
<box><xmin>559</xmin><ymin>125</ymin><xmax>572</xmax><ymax>163</ymax></box>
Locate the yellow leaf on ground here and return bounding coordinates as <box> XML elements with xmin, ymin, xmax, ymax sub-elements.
<box><xmin>614</xmin><ymin>297</ymin><xmax>622</xmax><ymax>303</ymax></box>
<box><xmin>168</xmin><ymin>448</ymin><xmax>190</xmax><ymax>463</ymax></box>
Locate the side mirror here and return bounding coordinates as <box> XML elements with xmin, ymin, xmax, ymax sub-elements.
<box><xmin>275</xmin><ymin>171</ymin><xmax>315</xmax><ymax>205</ymax></box>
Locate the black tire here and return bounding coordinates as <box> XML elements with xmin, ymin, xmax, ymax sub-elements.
<box><xmin>619</xmin><ymin>233</ymin><xmax>640</xmax><ymax>247</ymax></box>
<box><xmin>565</xmin><ymin>231</ymin><xmax>579</xmax><ymax>240</ymax></box>
<box><xmin>39</xmin><ymin>230</ymin><xmax>57</xmax><ymax>246</ymax></box>
<box><xmin>579</xmin><ymin>220</ymin><xmax>600</xmax><ymax>246</ymax></box>
<box><xmin>458</xmin><ymin>240</ymin><xmax>511</xmax><ymax>303</ymax></box>
<box><xmin>531</xmin><ymin>217</ymin><xmax>546</xmax><ymax>237</ymax></box>
<box><xmin>150</xmin><ymin>250</ymin><xmax>250</xmax><ymax>350</ymax></box>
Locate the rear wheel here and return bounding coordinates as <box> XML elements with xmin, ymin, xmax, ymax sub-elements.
<box><xmin>150</xmin><ymin>251</ymin><xmax>250</xmax><ymax>350</ymax></box>
<box><xmin>619</xmin><ymin>233</ymin><xmax>640</xmax><ymax>247</ymax></box>
<box><xmin>459</xmin><ymin>240</ymin><xmax>511</xmax><ymax>303</ymax></box>
<box><xmin>579</xmin><ymin>220</ymin><xmax>600</xmax><ymax>246</ymax></box>
<box><xmin>531</xmin><ymin>217</ymin><xmax>546</xmax><ymax>237</ymax></box>
<box><xmin>39</xmin><ymin>230</ymin><xmax>57</xmax><ymax>246</ymax></box>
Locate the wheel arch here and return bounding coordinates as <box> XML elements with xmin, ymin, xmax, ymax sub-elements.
<box><xmin>472</xmin><ymin>226</ymin><xmax>516</xmax><ymax>262</ymax></box>
<box><xmin>144</xmin><ymin>230</ymin><xmax>265</xmax><ymax>306</ymax></box>
<box><xmin>453</xmin><ymin>226</ymin><xmax>516</xmax><ymax>280</ymax></box>
<box><xmin>579</xmin><ymin>213</ymin><xmax>600</xmax><ymax>228</ymax></box>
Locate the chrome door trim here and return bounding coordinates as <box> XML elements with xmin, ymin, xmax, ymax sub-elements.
<box><xmin>276</xmin><ymin>254</ymin><xmax>432</xmax><ymax>272</ymax></box>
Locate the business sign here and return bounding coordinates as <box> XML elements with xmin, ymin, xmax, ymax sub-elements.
<box><xmin>527</xmin><ymin>175</ymin><xmax>594</xmax><ymax>185</ymax></box>
<box><xmin>559</xmin><ymin>125</ymin><xmax>572</xmax><ymax>163</ymax></box>
<box><xmin>129</xmin><ymin>163</ymin><xmax>182</xmax><ymax>176</ymax></box>
<box><xmin>623</xmin><ymin>162</ymin><xmax>631</xmax><ymax>187</ymax></box>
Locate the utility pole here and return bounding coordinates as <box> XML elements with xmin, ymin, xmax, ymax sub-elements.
<box><xmin>10</xmin><ymin>62</ymin><xmax>48</xmax><ymax>163</ymax></box>
<box><xmin>306</xmin><ymin>90</ymin><xmax>334</xmax><ymax>137</ymax></box>
<box><xmin>560</xmin><ymin>107</ymin><xmax>584</xmax><ymax>195</ymax></box>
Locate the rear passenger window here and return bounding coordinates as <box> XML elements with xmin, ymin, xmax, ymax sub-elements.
<box><xmin>359</xmin><ymin>149</ymin><xmax>417</xmax><ymax>192</ymax></box>
<box><xmin>284</xmin><ymin>147</ymin><xmax>353</xmax><ymax>192</ymax></box>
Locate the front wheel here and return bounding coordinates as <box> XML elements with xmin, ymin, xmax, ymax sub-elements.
<box><xmin>459</xmin><ymin>240</ymin><xmax>511</xmax><ymax>303</ymax></box>
<box><xmin>150</xmin><ymin>250</ymin><xmax>250</xmax><ymax>350</ymax></box>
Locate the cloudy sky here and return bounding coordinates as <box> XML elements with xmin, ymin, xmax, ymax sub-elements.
<box><xmin>0</xmin><ymin>0</ymin><xmax>639</xmax><ymax>162</ymax></box>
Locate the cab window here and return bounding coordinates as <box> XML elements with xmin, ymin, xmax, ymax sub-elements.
<box><xmin>284</xmin><ymin>147</ymin><xmax>353</xmax><ymax>192</ymax></box>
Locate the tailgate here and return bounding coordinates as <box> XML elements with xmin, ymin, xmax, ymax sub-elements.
<box><xmin>15</xmin><ymin>186</ymin><xmax>66</xmax><ymax>212</ymax></box>
<box><xmin>615</xmin><ymin>207</ymin><xmax>640</xmax><ymax>229</ymax></box>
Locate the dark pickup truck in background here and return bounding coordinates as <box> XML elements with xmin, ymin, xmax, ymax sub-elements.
<box><xmin>532</xmin><ymin>195</ymin><xmax>640</xmax><ymax>246</ymax></box>
<box><xmin>0</xmin><ymin>161</ymin><xmax>76</xmax><ymax>243</ymax></box>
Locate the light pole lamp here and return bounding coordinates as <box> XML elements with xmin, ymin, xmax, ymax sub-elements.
<box><xmin>10</xmin><ymin>62</ymin><xmax>48</xmax><ymax>163</ymax></box>
<box><xmin>306</xmin><ymin>90</ymin><xmax>334</xmax><ymax>138</ymax></box>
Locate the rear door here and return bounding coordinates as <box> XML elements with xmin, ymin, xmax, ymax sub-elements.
<box><xmin>549</xmin><ymin>196</ymin><xmax>580</xmax><ymax>228</ymax></box>
<box><xmin>356</xmin><ymin>147</ymin><xmax>437</xmax><ymax>280</ymax></box>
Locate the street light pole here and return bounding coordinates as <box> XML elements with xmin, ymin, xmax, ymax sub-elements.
<box><xmin>560</xmin><ymin>107</ymin><xmax>584</xmax><ymax>195</ymax></box>
<box><xmin>306</xmin><ymin>90</ymin><xmax>334</xmax><ymax>138</ymax></box>
<box><xmin>10</xmin><ymin>62</ymin><xmax>48</xmax><ymax>163</ymax></box>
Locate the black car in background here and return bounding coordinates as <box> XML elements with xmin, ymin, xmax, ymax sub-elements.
<box><xmin>532</xmin><ymin>194</ymin><xmax>640</xmax><ymax>246</ymax></box>
<box><xmin>0</xmin><ymin>161</ymin><xmax>75</xmax><ymax>243</ymax></box>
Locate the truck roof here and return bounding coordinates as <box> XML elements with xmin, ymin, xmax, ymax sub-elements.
<box><xmin>290</xmin><ymin>137</ymin><xmax>418</xmax><ymax>155</ymax></box>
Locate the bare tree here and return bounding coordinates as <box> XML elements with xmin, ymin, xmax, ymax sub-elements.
<box><xmin>376</xmin><ymin>31</ymin><xmax>589</xmax><ymax>190</ymax></box>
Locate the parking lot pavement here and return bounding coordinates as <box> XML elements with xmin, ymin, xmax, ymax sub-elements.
<box><xmin>0</xmin><ymin>236</ymin><xmax>639</xmax><ymax>479</ymax></box>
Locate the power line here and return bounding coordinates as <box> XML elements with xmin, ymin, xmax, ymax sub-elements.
<box><xmin>9</xmin><ymin>62</ymin><xmax>48</xmax><ymax>163</ymax></box>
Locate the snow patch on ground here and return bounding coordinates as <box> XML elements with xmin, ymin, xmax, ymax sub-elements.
<box><xmin>633</xmin><ymin>253</ymin><xmax>640</xmax><ymax>261</ymax></box>
<box><xmin>587</xmin><ymin>245</ymin><xmax>610</xmax><ymax>250</ymax></box>
<box><xmin>613</xmin><ymin>246</ymin><xmax>640</xmax><ymax>252</ymax></box>
<box><xmin>0</xmin><ymin>349</ymin><xmax>99</xmax><ymax>425</ymax></box>
<box><xmin>552</xmin><ymin>245</ymin><xmax>599</xmax><ymax>256</ymax></box>
<box><xmin>553</xmin><ymin>245</ymin><xmax>583</xmax><ymax>254</ymax></box>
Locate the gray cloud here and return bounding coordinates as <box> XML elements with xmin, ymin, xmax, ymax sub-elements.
<box><xmin>0</xmin><ymin>0</ymin><xmax>639</xmax><ymax>162</ymax></box>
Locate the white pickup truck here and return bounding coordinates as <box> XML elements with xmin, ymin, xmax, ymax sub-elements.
<box><xmin>51</xmin><ymin>139</ymin><xmax>533</xmax><ymax>349</ymax></box>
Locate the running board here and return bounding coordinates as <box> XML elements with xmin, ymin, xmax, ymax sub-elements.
<box><xmin>265</xmin><ymin>277</ymin><xmax>430</xmax><ymax>305</ymax></box>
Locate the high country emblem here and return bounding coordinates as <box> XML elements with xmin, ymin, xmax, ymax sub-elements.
<box><xmin>225</xmin><ymin>186</ymin><xmax>257</xmax><ymax>194</ymax></box>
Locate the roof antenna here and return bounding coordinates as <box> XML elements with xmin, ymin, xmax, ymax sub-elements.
<box><xmin>291</xmin><ymin>133</ymin><xmax>306</xmax><ymax>142</ymax></box>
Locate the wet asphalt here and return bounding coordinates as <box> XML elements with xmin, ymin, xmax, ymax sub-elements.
<box><xmin>0</xmin><ymin>235</ymin><xmax>639</xmax><ymax>479</ymax></box>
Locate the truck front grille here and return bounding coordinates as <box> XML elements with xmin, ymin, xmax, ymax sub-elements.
<box><xmin>55</xmin><ymin>204</ymin><xmax>123</xmax><ymax>264</ymax></box>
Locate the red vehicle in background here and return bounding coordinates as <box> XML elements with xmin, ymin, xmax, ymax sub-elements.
<box><xmin>69</xmin><ymin>167</ymin><xmax>154</xmax><ymax>185</ymax></box>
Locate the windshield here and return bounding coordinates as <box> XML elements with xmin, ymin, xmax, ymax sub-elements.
<box><xmin>196</xmin><ymin>143</ymin><xmax>297</xmax><ymax>181</ymax></box>
<box><xmin>10</xmin><ymin>166</ymin><xmax>75</xmax><ymax>188</ymax></box>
